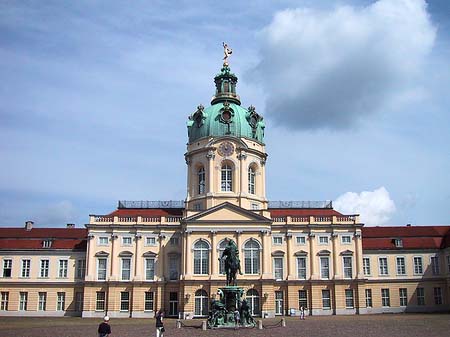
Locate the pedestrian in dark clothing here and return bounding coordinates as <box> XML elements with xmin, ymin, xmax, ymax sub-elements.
<box><xmin>98</xmin><ymin>316</ymin><xmax>111</xmax><ymax>337</ymax></box>
<box><xmin>155</xmin><ymin>309</ymin><xmax>165</xmax><ymax>337</ymax></box>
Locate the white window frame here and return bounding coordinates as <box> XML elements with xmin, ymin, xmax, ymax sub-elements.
<box><xmin>96</xmin><ymin>291</ymin><xmax>106</xmax><ymax>311</ymax></box>
<box><xmin>248</xmin><ymin>167</ymin><xmax>256</xmax><ymax>194</ymax></box>
<box><xmin>394</xmin><ymin>238</ymin><xmax>403</xmax><ymax>248</ymax></box>
<box><xmin>244</xmin><ymin>240</ymin><xmax>260</xmax><ymax>275</ymax></box>
<box><xmin>38</xmin><ymin>292</ymin><xmax>47</xmax><ymax>311</ymax></box>
<box><xmin>396</xmin><ymin>256</ymin><xmax>406</xmax><ymax>275</ymax></box>
<box><xmin>144</xmin><ymin>291</ymin><xmax>154</xmax><ymax>311</ymax></box>
<box><xmin>57</xmin><ymin>292</ymin><xmax>65</xmax><ymax>311</ymax></box>
<box><xmin>343</xmin><ymin>256</ymin><xmax>353</xmax><ymax>279</ymax></box>
<box><xmin>417</xmin><ymin>287</ymin><xmax>425</xmax><ymax>305</ymax></box>
<box><xmin>193</xmin><ymin>240</ymin><xmax>210</xmax><ymax>275</ymax></box>
<box><xmin>430</xmin><ymin>256</ymin><xmax>440</xmax><ymax>275</ymax></box>
<box><xmin>378</xmin><ymin>257</ymin><xmax>388</xmax><ymax>276</ymax></box>
<box><xmin>318</xmin><ymin>236</ymin><xmax>329</xmax><ymax>245</ymax></box>
<box><xmin>121</xmin><ymin>257</ymin><xmax>132</xmax><ymax>281</ymax></box>
<box><xmin>98</xmin><ymin>236</ymin><xmax>109</xmax><ymax>246</ymax></box>
<box><xmin>2</xmin><ymin>259</ymin><xmax>12</xmax><ymax>278</ymax></box>
<box><xmin>365</xmin><ymin>289</ymin><xmax>372</xmax><ymax>308</ymax></box>
<box><xmin>40</xmin><ymin>259</ymin><xmax>50</xmax><ymax>278</ymax></box>
<box><xmin>168</xmin><ymin>255</ymin><xmax>179</xmax><ymax>281</ymax></box>
<box><xmin>322</xmin><ymin>289</ymin><xmax>331</xmax><ymax>309</ymax></box>
<box><xmin>320</xmin><ymin>256</ymin><xmax>330</xmax><ymax>279</ymax></box>
<box><xmin>120</xmin><ymin>291</ymin><xmax>130</xmax><ymax>311</ymax></box>
<box><xmin>275</xmin><ymin>291</ymin><xmax>284</xmax><ymax>315</ymax></box>
<box><xmin>273</xmin><ymin>257</ymin><xmax>284</xmax><ymax>280</ymax></box>
<box><xmin>21</xmin><ymin>259</ymin><xmax>31</xmax><ymax>278</ymax></box>
<box><xmin>76</xmin><ymin>259</ymin><xmax>86</xmax><ymax>279</ymax></box>
<box><xmin>363</xmin><ymin>257</ymin><xmax>371</xmax><ymax>276</ymax></box>
<box><xmin>42</xmin><ymin>240</ymin><xmax>52</xmax><ymax>248</ymax></box>
<box><xmin>19</xmin><ymin>292</ymin><xmax>28</xmax><ymax>311</ymax></box>
<box><xmin>272</xmin><ymin>236</ymin><xmax>283</xmax><ymax>245</ymax></box>
<box><xmin>345</xmin><ymin>289</ymin><xmax>354</xmax><ymax>308</ymax></box>
<box><xmin>97</xmin><ymin>257</ymin><xmax>108</xmax><ymax>281</ymax></box>
<box><xmin>220</xmin><ymin>164</ymin><xmax>233</xmax><ymax>192</ymax></box>
<box><xmin>145</xmin><ymin>258</ymin><xmax>155</xmax><ymax>281</ymax></box>
<box><xmin>1</xmin><ymin>291</ymin><xmax>9</xmax><ymax>311</ymax></box>
<box><xmin>399</xmin><ymin>288</ymin><xmax>407</xmax><ymax>307</ymax></box>
<box><xmin>413</xmin><ymin>256</ymin><xmax>423</xmax><ymax>275</ymax></box>
<box><xmin>145</xmin><ymin>236</ymin><xmax>157</xmax><ymax>247</ymax></box>
<box><xmin>198</xmin><ymin>167</ymin><xmax>206</xmax><ymax>195</ymax></box>
<box><xmin>297</xmin><ymin>256</ymin><xmax>307</xmax><ymax>280</ymax></box>
<box><xmin>341</xmin><ymin>235</ymin><xmax>352</xmax><ymax>244</ymax></box>
<box><xmin>295</xmin><ymin>235</ymin><xmax>306</xmax><ymax>245</ymax></box>
<box><xmin>58</xmin><ymin>259</ymin><xmax>68</xmax><ymax>278</ymax></box>
<box><xmin>122</xmin><ymin>236</ymin><xmax>133</xmax><ymax>247</ymax></box>
<box><xmin>381</xmin><ymin>289</ymin><xmax>390</xmax><ymax>307</ymax></box>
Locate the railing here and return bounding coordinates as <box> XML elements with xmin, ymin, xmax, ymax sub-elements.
<box><xmin>291</xmin><ymin>216</ymin><xmax>309</xmax><ymax>222</ymax></box>
<box><xmin>118</xmin><ymin>200</ymin><xmax>185</xmax><ymax>209</ymax></box>
<box><xmin>167</xmin><ymin>216</ymin><xmax>183</xmax><ymax>223</ymax></box>
<box><xmin>272</xmin><ymin>217</ymin><xmax>286</xmax><ymax>223</ymax></box>
<box><xmin>270</xmin><ymin>215</ymin><xmax>359</xmax><ymax>224</ymax></box>
<box><xmin>142</xmin><ymin>217</ymin><xmax>161</xmax><ymax>222</ymax></box>
<box><xmin>268</xmin><ymin>201</ymin><xmax>332</xmax><ymax>209</ymax></box>
<box><xmin>89</xmin><ymin>215</ymin><xmax>183</xmax><ymax>225</ymax></box>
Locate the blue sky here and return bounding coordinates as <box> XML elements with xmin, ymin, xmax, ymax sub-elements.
<box><xmin>0</xmin><ymin>0</ymin><xmax>449</xmax><ymax>227</ymax></box>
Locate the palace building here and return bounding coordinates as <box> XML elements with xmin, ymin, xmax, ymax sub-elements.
<box><xmin>1</xmin><ymin>58</ymin><xmax>449</xmax><ymax>318</ymax></box>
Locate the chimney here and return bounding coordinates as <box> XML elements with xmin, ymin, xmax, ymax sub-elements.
<box><xmin>406</xmin><ymin>223</ymin><xmax>411</xmax><ymax>227</ymax></box>
<box><xmin>25</xmin><ymin>221</ymin><xmax>34</xmax><ymax>231</ymax></box>
<box><xmin>66</xmin><ymin>223</ymin><xmax>75</xmax><ymax>229</ymax></box>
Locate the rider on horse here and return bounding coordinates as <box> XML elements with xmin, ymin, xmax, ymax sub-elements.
<box><xmin>220</xmin><ymin>238</ymin><xmax>242</xmax><ymax>286</ymax></box>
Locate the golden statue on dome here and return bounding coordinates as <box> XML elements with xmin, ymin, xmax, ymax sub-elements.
<box><xmin>223</xmin><ymin>42</ymin><xmax>232</xmax><ymax>66</ymax></box>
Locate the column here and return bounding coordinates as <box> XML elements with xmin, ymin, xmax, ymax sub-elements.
<box><xmin>158</xmin><ymin>233</ymin><xmax>166</xmax><ymax>281</ymax></box>
<box><xmin>238</xmin><ymin>152</ymin><xmax>247</xmax><ymax>206</ymax></box>
<box><xmin>261</xmin><ymin>230</ymin><xmax>271</xmax><ymax>279</ymax></box>
<box><xmin>185</xmin><ymin>230</ymin><xmax>193</xmax><ymax>279</ymax></box>
<box><xmin>332</xmin><ymin>233</ymin><xmax>339</xmax><ymax>279</ymax></box>
<box><xmin>235</xmin><ymin>230</ymin><xmax>242</xmax><ymax>275</ymax></box>
<box><xmin>206</xmin><ymin>150</ymin><xmax>215</xmax><ymax>195</ymax></box>
<box><xmin>309</xmin><ymin>233</ymin><xmax>317</xmax><ymax>279</ymax></box>
<box><xmin>110</xmin><ymin>233</ymin><xmax>118</xmax><ymax>280</ymax></box>
<box><xmin>355</xmin><ymin>232</ymin><xmax>363</xmax><ymax>278</ymax></box>
<box><xmin>134</xmin><ymin>233</ymin><xmax>142</xmax><ymax>280</ymax></box>
<box><xmin>286</xmin><ymin>232</ymin><xmax>294</xmax><ymax>279</ymax></box>
<box><xmin>211</xmin><ymin>231</ymin><xmax>218</xmax><ymax>277</ymax></box>
<box><xmin>185</xmin><ymin>157</ymin><xmax>192</xmax><ymax>200</ymax></box>
<box><xmin>260</xmin><ymin>158</ymin><xmax>266</xmax><ymax>198</ymax></box>
<box><xmin>85</xmin><ymin>234</ymin><xmax>94</xmax><ymax>281</ymax></box>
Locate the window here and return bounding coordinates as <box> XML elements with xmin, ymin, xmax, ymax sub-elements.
<box><xmin>40</xmin><ymin>259</ymin><xmax>49</xmax><ymax>278</ymax></box>
<box><xmin>97</xmin><ymin>258</ymin><xmax>107</xmax><ymax>281</ymax></box>
<box><xmin>396</xmin><ymin>257</ymin><xmax>406</xmax><ymax>275</ymax></box>
<box><xmin>194</xmin><ymin>289</ymin><xmax>208</xmax><ymax>316</ymax></box>
<box><xmin>122</xmin><ymin>237</ymin><xmax>132</xmax><ymax>246</ymax></box>
<box><xmin>57</xmin><ymin>292</ymin><xmax>65</xmax><ymax>311</ymax></box>
<box><xmin>365</xmin><ymin>289</ymin><xmax>372</xmax><ymax>308</ymax></box>
<box><xmin>198</xmin><ymin>167</ymin><xmax>206</xmax><ymax>194</ymax></box>
<box><xmin>363</xmin><ymin>257</ymin><xmax>371</xmax><ymax>276</ymax></box>
<box><xmin>193</xmin><ymin>240</ymin><xmax>209</xmax><ymax>275</ymax></box>
<box><xmin>98</xmin><ymin>237</ymin><xmax>109</xmax><ymax>245</ymax></box>
<box><xmin>96</xmin><ymin>291</ymin><xmax>106</xmax><ymax>311</ymax></box>
<box><xmin>246</xmin><ymin>289</ymin><xmax>260</xmax><ymax>315</ymax></box>
<box><xmin>2</xmin><ymin>259</ymin><xmax>12</xmax><ymax>278</ymax></box>
<box><xmin>248</xmin><ymin>167</ymin><xmax>256</xmax><ymax>194</ymax></box>
<box><xmin>319</xmin><ymin>236</ymin><xmax>329</xmax><ymax>244</ymax></box>
<box><xmin>121</xmin><ymin>292</ymin><xmax>130</xmax><ymax>311</ymax></box>
<box><xmin>169</xmin><ymin>256</ymin><xmax>179</xmax><ymax>280</ymax></box>
<box><xmin>42</xmin><ymin>240</ymin><xmax>52</xmax><ymax>248</ymax></box>
<box><xmin>298</xmin><ymin>290</ymin><xmax>308</xmax><ymax>309</ymax></box>
<box><xmin>273</xmin><ymin>257</ymin><xmax>283</xmax><ymax>280</ymax></box>
<box><xmin>273</xmin><ymin>236</ymin><xmax>283</xmax><ymax>245</ymax></box>
<box><xmin>75</xmin><ymin>292</ymin><xmax>83</xmax><ymax>312</ymax></box>
<box><xmin>417</xmin><ymin>288</ymin><xmax>425</xmax><ymax>305</ymax></box>
<box><xmin>431</xmin><ymin>256</ymin><xmax>440</xmax><ymax>275</ymax></box>
<box><xmin>76</xmin><ymin>259</ymin><xmax>86</xmax><ymax>279</ymax></box>
<box><xmin>58</xmin><ymin>259</ymin><xmax>68</xmax><ymax>278</ymax></box>
<box><xmin>146</xmin><ymin>236</ymin><xmax>157</xmax><ymax>246</ymax></box>
<box><xmin>341</xmin><ymin>236</ymin><xmax>352</xmax><ymax>244</ymax></box>
<box><xmin>251</xmin><ymin>203</ymin><xmax>259</xmax><ymax>210</ymax></box>
<box><xmin>434</xmin><ymin>287</ymin><xmax>442</xmax><ymax>305</ymax></box>
<box><xmin>38</xmin><ymin>292</ymin><xmax>47</xmax><ymax>311</ymax></box>
<box><xmin>19</xmin><ymin>292</ymin><xmax>28</xmax><ymax>311</ymax></box>
<box><xmin>320</xmin><ymin>257</ymin><xmax>330</xmax><ymax>279</ymax></box>
<box><xmin>413</xmin><ymin>256</ymin><xmax>423</xmax><ymax>274</ymax></box>
<box><xmin>399</xmin><ymin>288</ymin><xmax>407</xmax><ymax>306</ymax></box>
<box><xmin>21</xmin><ymin>259</ymin><xmax>31</xmax><ymax>278</ymax></box>
<box><xmin>343</xmin><ymin>256</ymin><xmax>353</xmax><ymax>279</ymax></box>
<box><xmin>244</xmin><ymin>240</ymin><xmax>260</xmax><ymax>274</ymax></box>
<box><xmin>218</xmin><ymin>240</ymin><xmax>227</xmax><ymax>274</ymax></box>
<box><xmin>381</xmin><ymin>289</ymin><xmax>390</xmax><ymax>307</ymax></box>
<box><xmin>394</xmin><ymin>238</ymin><xmax>403</xmax><ymax>248</ymax></box>
<box><xmin>379</xmin><ymin>257</ymin><xmax>388</xmax><ymax>275</ymax></box>
<box><xmin>296</xmin><ymin>236</ymin><xmax>306</xmax><ymax>245</ymax></box>
<box><xmin>121</xmin><ymin>258</ymin><xmax>131</xmax><ymax>281</ymax></box>
<box><xmin>275</xmin><ymin>291</ymin><xmax>284</xmax><ymax>315</ymax></box>
<box><xmin>322</xmin><ymin>290</ymin><xmax>331</xmax><ymax>309</ymax></box>
<box><xmin>297</xmin><ymin>257</ymin><xmax>307</xmax><ymax>279</ymax></box>
<box><xmin>345</xmin><ymin>289</ymin><xmax>354</xmax><ymax>308</ymax></box>
<box><xmin>1</xmin><ymin>292</ymin><xmax>9</xmax><ymax>311</ymax></box>
<box><xmin>145</xmin><ymin>292</ymin><xmax>154</xmax><ymax>311</ymax></box>
<box><xmin>221</xmin><ymin>164</ymin><xmax>232</xmax><ymax>191</ymax></box>
<box><xmin>169</xmin><ymin>237</ymin><xmax>179</xmax><ymax>246</ymax></box>
<box><xmin>447</xmin><ymin>255</ymin><xmax>450</xmax><ymax>273</ymax></box>
<box><xmin>169</xmin><ymin>292</ymin><xmax>178</xmax><ymax>316</ymax></box>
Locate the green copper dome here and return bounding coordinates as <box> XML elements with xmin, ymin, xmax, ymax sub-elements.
<box><xmin>187</xmin><ymin>65</ymin><xmax>265</xmax><ymax>144</ymax></box>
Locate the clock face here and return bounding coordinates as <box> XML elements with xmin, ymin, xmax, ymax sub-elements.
<box><xmin>218</xmin><ymin>141</ymin><xmax>234</xmax><ymax>157</ymax></box>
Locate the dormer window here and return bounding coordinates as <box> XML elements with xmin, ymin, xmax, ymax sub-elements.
<box><xmin>394</xmin><ymin>238</ymin><xmax>403</xmax><ymax>248</ymax></box>
<box><xmin>42</xmin><ymin>240</ymin><xmax>52</xmax><ymax>248</ymax></box>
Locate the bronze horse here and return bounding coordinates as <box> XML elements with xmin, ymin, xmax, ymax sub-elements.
<box><xmin>220</xmin><ymin>239</ymin><xmax>242</xmax><ymax>286</ymax></box>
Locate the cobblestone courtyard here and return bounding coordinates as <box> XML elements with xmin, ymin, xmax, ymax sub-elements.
<box><xmin>0</xmin><ymin>314</ymin><xmax>449</xmax><ymax>337</ymax></box>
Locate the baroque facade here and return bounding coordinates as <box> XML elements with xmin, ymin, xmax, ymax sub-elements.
<box><xmin>1</xmin><ymin>60</ymin><xmax>449</xmax><ymax>318</ymax></box>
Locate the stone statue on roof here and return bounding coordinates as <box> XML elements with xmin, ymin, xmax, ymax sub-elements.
<box><xmin>223</xmin><ymin>42</ymin><xmax>232</xmax><ymax>66</ymax></box>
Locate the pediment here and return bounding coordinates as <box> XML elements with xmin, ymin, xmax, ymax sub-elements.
<box><xmin>184</xmin><ymin>202</ymin><xmax>271</xmax><ymax>224</ymax></box>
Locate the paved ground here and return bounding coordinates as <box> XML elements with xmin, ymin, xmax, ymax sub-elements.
<box><xmin>0</xmin><ymin>314</ymin><xmax>449</xmax><ymax>337</ymax></box>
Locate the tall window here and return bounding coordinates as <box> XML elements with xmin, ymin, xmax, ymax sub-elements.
<box><xmin>320</xmin><ymin>257</ymin><xmax>330</xmax><ymax>279</ymax></box>
<box><xmin>431</xmin><ymin>256</ymin><xmax>440</xmax><ymax>275</ymax></box>
<box><xmin>322</xmin><ymin>290</ymin><xmax>331</xmax><ymax>309</ymax></box>
<box><xmin>57</xmin><ymin>292</ymin><xmax>65</xmax><ymax>311</ymax></box>
<box><xmin>121</xmin><ymin>292</ymin><xmax>130</xmax><ymax>311</ymax></box>
<box><xmin>19</xmin><ymin>292</ymin><xmax>28</xmax><ymax>311</ymax></box>
<box><xmin>121</xmin><ymin>258</ymin><xmax>131</xmax><ymax>281</ymax></box>
<box><xmin>396</xmin><ymin>257</ymin><xmax>406</xmax><ymax>275</ymax></box>
<box><xmin>76</xmin><ymin>259</ymin><xmax>86</xmax><ymax>279</ymax></box>
<box><xmin>169</xmin><ymin>292</ymin><xmax>178</xmax><ymax>316</ymax></box>
<box><xmin>345</xmin><ymin>289</ymin><xmax>354</xmax><ymax>308</ymax></box>
<box><xmin>145</xmin><ymin>258</ymin><xmax>155</xmax><ymax>280</ymax></box>
<box><xmin>169</xmin><ymin>256</ymin><xmax>179</xmax><ymax>281</ymax></box>
<box><xmin>198</xmin><ymin>167</ymin><xmax>205</xmax><ymax>194</ymax></box>
<box><xmin>96</xmin><ymin>291</ymin><xmax>106</xmax><ymax>311</ymax></box>
<box><xmin>378</xmin><ymin>257</ymin><xmax>388</xmax><ymax>275</ymax></box>
<box><xmin>417</xmin><ymin>287</ymin><xmax>425</xmax><ymax>305</ymax></box>
<box><xmin>275</xmin><ymin>291</ymin><xmax>284</xmax><ymax>315</ymax></box>
<box><xmin>363</xmin><ymin>257</ymin><xmax>371</xmax><ymax>276</ymax></box>
<box><xmin>273</xmin><ymin>257</ymin><xmax>284</xmax><ymax>280</ymax></box>
<box><xmin>2</xmin><ymin>259</ymin><xmax>12</xmax><ymax>277</ymax></box>
<box><xmin>97</xmin><ymin>258</ymin><xmax>107</xmax><ymax>280</ymax></box>
<box><xmin>0</xmin><ymin>292</ymin><xmax>9</xmax><ymax>311</ymax></box>
<box><xmin>365</xmin><ymin>289</ymin><xmax>372</xmax><ymax>307</ymax></box>
<box><xmin>298</xmin><ymin>290</ymin><xmax>308</xmax><ymax>309</ymax></box>
<box><xmin>246</xmin><ymin>289</ymin><xmax>260</xmax><ymax>315</ymax></box>
<box><xmin>221</xmin><ymin>164</ymin><xmax>232</xmax><ymax>191</ymax></box>
<box><xmin>58</xmin><ymin>259</ymin><xmax>68</xmax><ymax>278</ymax></box>
<box><xmin>434</xmin><ymin>287</ymin><xmax>442</xmax><ymax>305</ymax></box>
<box><xmin>38</xmin><ymin>292</ymin><xmax>47</xmax><ymax>311</ymax></box>
<box><xmin>248</xmin><ymin>167</ymin><xmax>256</xmax><ymax>194</ymax></box>
<box><xmin>145</xmin><ymin>292</ymin><xmax>154</xmax><ymax>311</ymax></box>
<box><xmin>381</xmin><ymin>289</ymin><xmax>390</xmax><ymax>307</ymax></box>
<box><xmin>21</xmin><ymin>259</ymin><xmax>31</xmax><ymax>278</ymax></box>
<box><xmin>194</xmin><ymin>289</ymin><xmax>208</xmax><ymax>316</ymax></box>
<box><xmin>297</xmin><ymin>257</ymin><xmax>307</xmax><ymax>279</ymax></box>
<box><xmin>244</xmin><ymin>240</ymin><xmax>260</xmax><ymax>274</ymax></box>
<box><xmin>40</xmin><ymin>259</ymin><xmax>49</xmax><ymax>278</ymax></box>
<box><xmin>343</xmin><ymin>256</ymin><xmax>352</xmax><ymax>278</ymax></box>
<box><xmin>399</xmin><ymin>288</ymin><xmax>407</xmax><ymax>306</ymax></box>
<box><xmin>413</xmin><ymin>256</ymin><xmax>423</xmax><ymax>274</ymax></box>
<box><xmin>193</xmin><ymin>240</ymin><xmax>209</xmax><ymax>275</ymax></box>
<box><xmin>75</xmin><ymin>292</ymin><xmax>83</xmax><ymax>312</ymax></box>
<box><xmin>218</xmin><ymin>240</ymin><xmax>227</xmax><ymax>274</ymax></box>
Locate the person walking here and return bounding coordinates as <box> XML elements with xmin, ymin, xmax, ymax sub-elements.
<box><xmin>155</xmin><ymin>309</ymin><xmax>165</xmax><ymax>337</ymax></box>
<box><xmin>299</xmin><ymin>305</ymin><xmax>305</xmax><ymax>320</ymax></box>
<box><xmin>98</xmin><ymin>316</ymin><xmax>111</xmax><ymax>337</ymax></box>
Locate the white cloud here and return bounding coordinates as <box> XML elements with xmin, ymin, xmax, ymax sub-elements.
<box><xmin>334</xmin><ymin>187</ymin><xmax>396</xmax><ymax>226</ymax></box>
<box><xmin>253</xmin><ymin>0</ymin><xmax>436</xmax><ymax>130</ymax></box>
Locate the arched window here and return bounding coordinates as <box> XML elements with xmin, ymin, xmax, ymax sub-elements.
<box><xmin>246</xmin><ymin>289</ymin><xmax>260</xmax><ymax>315</ymax></box>
<box><xmin>194</xmin><ymin>289</ymin><xmax>209</xmax><ymax>316</ymax></box>
<box><xmin>193</xmin><ymin>240</ymin><xmax>209</xmax><ymax>275</ymax></box>
<box><xmin>218</xmin><ymin>240</ymin><xmax>228</xmax><ymax>274</ymax></box>
<box><xmin>198</xmin><ymin>167</ymin><xmax>206</xmax><ymax>194</ymax></box>
<box><xmin>244</xmin><ymin>240</ymin><xmax>260</xmax><ymax>274</ymax></box>
<box><xmin>221</xmin><ymin>164</ymin><xmax>232</xmax><ymax>191</ymax></box>
<box><xmin>248</xmin><ymin>166</ymin><xmax>256</xmax><ymax>194</ymax></box>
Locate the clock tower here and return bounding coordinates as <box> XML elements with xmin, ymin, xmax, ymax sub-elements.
<box><xmin>185</xmin><ymin>47</ymin><xmax>267</xmax><ymax>211</ymax></box>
